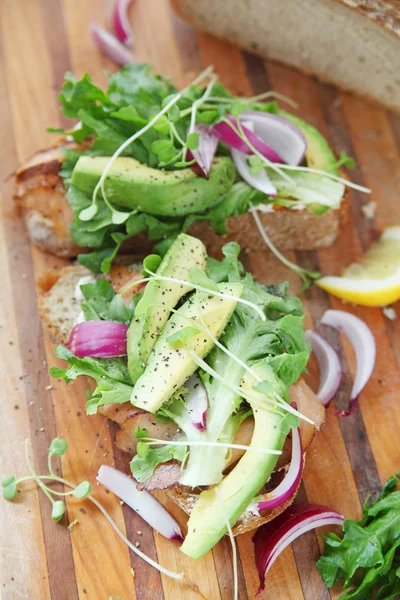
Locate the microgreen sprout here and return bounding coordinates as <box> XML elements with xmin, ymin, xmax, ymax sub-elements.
<box><xmin>206</xmin><ymin>89</ymin><xmax>298</xmax><ymax>109</ymax></box>
<box><xmin>2</xmin><ymin>439</ymin><xmax>183</xmax><ymax>580</ymax></box>
<box><xmin>141</xmin><ymin>438</ymin><xmax>282</xmax><ymax>455</ymax></box>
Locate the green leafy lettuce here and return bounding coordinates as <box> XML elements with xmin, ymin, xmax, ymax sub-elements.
<box><xmin>50</xmin><ymin>346</ymin><xmax>133</xmax><ymax>415</ymax></box>
<box><xmin>317</xmin><ymin>474</ymin><xmax>400</xmax><ymax>599</ymax></box>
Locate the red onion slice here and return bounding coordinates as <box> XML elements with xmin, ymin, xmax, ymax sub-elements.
<box><xmin>90</xmin><ymin>23</ymin><xmax>135</xmax><ymax>66</ymax></box>
<box><xmin>240</xmin><ymin>111</ymin><xmax>307</xmax><ymax>166</ymax></box>
<box><xmin>97</xmin><ymin>466</ymin><xmax>183</xmax><ymax>540</ymax></box>
<box><xmin>113</xmin><ymin>0</ymin><xmax>134</xmax><ymax>45</ymax></box>
<box><xmin>231</xmin><ymin>147</ymin><xmax>277</xmax><ymax>197</ymax></box>
<box><xmin>321</xmin><ymin>310</ymin><xmax>376</xmax><ymax>416</ymax></box>
<box><xmin>305</xmin><ymin>330</ymin><xmax>342</xmax><ymax>406</ymax></box>
<box><xmin>186</xmin><ymin>125</ymin><xmax>219</xmax><ymax>179</ymax></box>
<box><xmin>184</xmin><ymin>373</ymin><xmax>208</xmax><ymax>431</ymax></box>
<box><xmin>213</xmin><ymin>115</ymin><xmax>284</xmax><ymax>163</ymax></box>
<box><xmin>253</xmin><ymin>503</ymin><xmax>344</xmax><ymax>594</ymax></box>
<box><xmin>68</xmin><ymin>320</ymin><xmax>128</xmax><ymax>358</ymax></box>
<box><xmin>257</xmin><ymin>427</ymin><xmax>303</xmax><ymax>511</ymax></box>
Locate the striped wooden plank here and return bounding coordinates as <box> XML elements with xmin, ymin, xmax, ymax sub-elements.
<box><xmin>1</xmin><ymin>1</ymin><xmax>399</xmax><ymax>599</ymax></box>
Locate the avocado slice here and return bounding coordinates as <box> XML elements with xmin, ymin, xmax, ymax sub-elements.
<box><xmin>127</xmin><ymin>233</ymin><xmax>207</xmax><ymax>383</ymax></box>
<box><xmin>278</xmin><ymin>110</ymin><xmax>338</xmax><ymax>173</ymax></box>
<box><xmin>71</xmin><ymin>156</ymin><xmax>236</xmax><ymax>217</ymax></box>
<box><xmin>180</xmin><ymin>361</ymin><xmax>289</xmax><ymax>560</ymax></box>
<box><xmin>131</xmin><ymin>282</ymin><xmax>243</xmax><ymax>413</ymax></box>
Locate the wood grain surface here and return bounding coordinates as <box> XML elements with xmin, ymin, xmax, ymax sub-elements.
<box><xmin>1</xmin><ymin>1</ymin><xmax>399</xmax><ymax>599</ymax></box>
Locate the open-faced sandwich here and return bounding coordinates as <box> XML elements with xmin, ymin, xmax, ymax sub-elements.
<box><xmin>15</xmin><ymin>64</ymin><xmax>367</xmax><ymax>275</ymax></box>
<box><xmin>39</xmin><ymin>233</ymin><xmax>325</xmax><ymax>559</ymax></box>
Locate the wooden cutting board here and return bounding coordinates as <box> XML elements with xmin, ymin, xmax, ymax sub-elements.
<box><xmin>1</xmin><ymin>1</ymin><xmax>399</xmax><ymax>599</ymax></box>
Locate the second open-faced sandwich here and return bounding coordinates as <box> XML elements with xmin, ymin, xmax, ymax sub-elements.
<box><xmin>15</xmin><ymin>64</ymin><xmax>368</xmax><ymax>275</ymax></box>
<box><xmin>39</xmin><ymin>232</ymin><xmax>325</xmax><ymax>557</ymax></box>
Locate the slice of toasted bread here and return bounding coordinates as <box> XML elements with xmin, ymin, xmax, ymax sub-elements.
<box><xmin>16</xmin><ymin>142</ymin><xmax>347</xmax><ymax>258</ymax></box>
<box><xmin>15</xmin><ymin>144</ymin><xmax>83</xmax><ymax>258</ymax></box>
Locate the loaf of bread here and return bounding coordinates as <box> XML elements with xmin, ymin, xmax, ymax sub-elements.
<box><xmin>172</xmin><ymin>0</ymin><xmax>400</xmax><ymax>112</ymax></box>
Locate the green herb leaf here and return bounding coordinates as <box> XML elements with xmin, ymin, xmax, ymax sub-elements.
<box><xmin>254</xmin><ymin>380</ymin><xmax>274</xmax><ymax>395</ymax></box>
<box><xmin>136</xmin><ymin>441</ymin><xmax>150</xmax><ymax>459</ymax></box>
<box><xmin>130</xmin><ymin>444</ymin><xmax>186</xmax><ymax>482</ymax></box>
<box><xmin>142</xmin><ymin>254</ymin><xmax>162</xmax><ymax>274</ymax></box>
<box><xmin>331</xmin><ymin>150</ymin><xmax>356</xmax><ymax>171</ymax></box>
<box><xmin>317</xmin><ymin>474</ymin><xmax>400</xmax><ymax>598</ymax></box>
<box><xmin>262</xmin><ymin>101</ymin><xmax>279</xmax><ymax>114</ymax></box>
<box><xmin>186</xmin><ymin>131</ymin><xmax>200</xmax><ymax>150</ymax></box>
<box><xmin>49</xmin><ymin>438</ymin><xmax>68</xmax><ymax>457</ymax></box>
<box><xmin>134</xmin><ymin>426</ymin><xmax>148</xmax><ymax>439</ymax></box>
<box><xmin>167</xmin><ymin>326</ymin><xmax>200</xmax><ymax>348</ymax></box>
<box><xmin>248</xmin><ymin>155</ymin><xmax>264</xmax><ymax>175</ymax></box>
<box><xmin>188</xmin><ymin>267</ymin><xmax>220</xmax><ymax>292</ymax></box>
<box><xmin>73</xmin><ymin>481</ymin><xmax>92</xmax><ymax>499</ymax></box>
<box><xmin>50</xmin><ymin>345</ymin><xmax>133</xmax><ymax>415</ymax></box>
<box><xmin>280</xmin><ymin>412</ymin><xmax>300</xmax><ymax>435</ymax></box>
<box><xmin>47</xmin><ymin>127</ymin><xmax>65</xmax><ymax>134</ymax></box>
<box><xmin>52</xmin><ymin>500</ymin><xmax>65</xmax><ymax>522</ymax></box>
<box><xmin>151</xmin><ymin>139</ymin><xmax>174</xmax><ymax>156</ymax></box>
<box><xmin>109</xmin><ymin>294</ymin><xmax>132</xmax><ymax>323</ymax></box>
<box><xmin>2</xmin><ymin>476</ymin><xmax>17</xmax><ymax>501</ymax></box>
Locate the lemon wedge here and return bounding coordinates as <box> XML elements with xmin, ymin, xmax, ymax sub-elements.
<box><xmin>317</xmin><ymin>226</ymin><xmax>400</xmax><ymax>306</ymax></box>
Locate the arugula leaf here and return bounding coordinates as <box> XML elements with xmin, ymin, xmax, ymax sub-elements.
<box><xmin>188</xmin><ymin>267</ymin><xmax>220</xmax><ymax>292</ymax></box>
<box><xmin>317</xmin><ymin>474</ymin><xmax>400</xmax><ymax>599</ymax></box>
